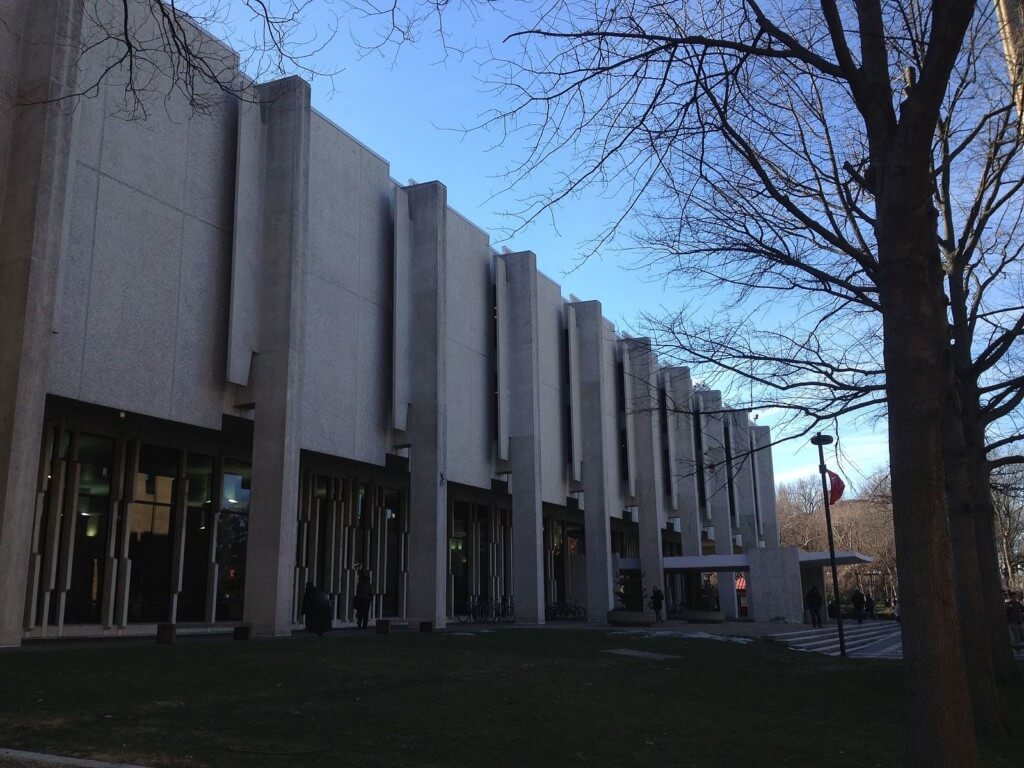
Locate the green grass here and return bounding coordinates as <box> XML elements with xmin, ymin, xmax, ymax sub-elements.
<box><xmin>0</xmin><ymin>629</ymin><xmax>1020</xmax><ymax>767</ymax></box>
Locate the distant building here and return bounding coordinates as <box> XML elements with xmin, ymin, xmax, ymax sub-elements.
<box><xmin>0</xmin><ymin>0</ymin><xmax>846</xmax><ymax>645</ymax></box>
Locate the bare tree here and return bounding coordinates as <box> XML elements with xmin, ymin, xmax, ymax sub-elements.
<box><xmin>341</xmin><ymin>0</ymin><xmax>1009</xmax><ymax>760</ymax></box>
<box><xmin>992</xmin><ymin>462</ymin><xmax>1024</xmax><ymax>591</ymax></box>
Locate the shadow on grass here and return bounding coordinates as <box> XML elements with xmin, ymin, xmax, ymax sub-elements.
<box><xmin>0</xmin><ymin>630</ymin><xmax>1020</xmax><ymax>767</ymax></box>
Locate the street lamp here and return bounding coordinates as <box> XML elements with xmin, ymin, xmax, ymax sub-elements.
<box><xmin>811</xmin><ymin>433</ymin><xmax>846</xmax><ymax>658</ymax></box>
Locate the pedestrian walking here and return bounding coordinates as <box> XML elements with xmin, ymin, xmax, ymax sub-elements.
<box><xmin>851</xmin><ymin>588</ymin><xmax>866</xmax><ymax>625</ymax></box>
<box><xmin>893</xmin><ymin>597</ymin><xmax>901</xmax><ymax>623</ymax></box>
<box><xmin>865</xmin><ymin>594</ymin><xmax>875</xmax><ymax>620</ymax></box>
<box><xmin>355</xmin><ymin>572</ymin><xmax>373</xmax><ymax>629</ymax></box>
<box><xmin>805</xmin><ymin>586</ymin><xmax>823</xmax><ymax>628</ymax></box>
<box><xmin>651</xmin><ymin>586</ymin><xmax>665</xmax><ymax>623</ymax></box>
<box><xmin>1007</xmin><ymin>592</ymin><xmax>1024</xmax><ymax>646</ymax></box>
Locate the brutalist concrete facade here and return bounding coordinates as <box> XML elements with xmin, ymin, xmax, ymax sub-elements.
<box><xmin>0</xmin><ymin>0</ymin><xmax>792</xmax><ymax>646</ymax></box>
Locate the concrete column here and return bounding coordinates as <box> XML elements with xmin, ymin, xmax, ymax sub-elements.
<box><xmin>664</xmin><ymin>367</ymin><xmax>701</xmax><ymax>556</ymax></box>
<box><xmin>625</xmin><ymin>338</ymin><xmax>665</xmax><ymax>598</ymax></box>
<box><xmin>996</xmin><ymin>0</ymin><xmax>1024</xmax><ymax>118</ymax></box>
<box><xmin>747</xmin><ymin>546</ymin><xmax>803</xmax><ymax>623</ymax></box>
<box><xmin>404</xmin><ymin>182</ymin><xmax>449</xmax><ymax>628</ymax></box>
<box><xmin>573</xmin><ymin>301</ymin><xmax>615</xmax><ymax>620</ymax></box>
<box><xmin>697</xmin><ymin>390</ymin><xmax>738</xmax><ymax>618</ymax></box>
<box><xmin>0</xmin><ymin>0</ymin><xmax>84</xmax><ymax>647</ymax></box>
<box><xmin>753</xmin><ymin>425</ymin><xmax>779</xmax><ymax>547</ymax></box>
<box><xmin>242</xmin><ymin>77</ymin><xmax>310</xmax><ymax>637</ymax></box>
<box><xmin>504</xmin><ymin>251</ymin><xmax>545</xmax><ymax>624</ymax></box>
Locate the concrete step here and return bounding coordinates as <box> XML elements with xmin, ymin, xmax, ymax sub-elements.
<box><xmin>770</xmin><ymin>623</ymin><xmax>902</xmax><ymax>658</ymax></box>
<box><xmin>795</xmin><ymin>633</ymin><xmax>900</xmax><ymax>656</ymax></box>
<box><xmin>769</xmin><ymin>623</ymin><xmax>898</xmax><ymax>644</ymax></box>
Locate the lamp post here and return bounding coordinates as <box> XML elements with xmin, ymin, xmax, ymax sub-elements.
<box><xmin>810</xmin><ymin>433</ymin><xmax>846</xmax><ymax>658</ymax></box>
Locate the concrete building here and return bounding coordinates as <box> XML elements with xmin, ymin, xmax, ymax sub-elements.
<box><xmin>0</xmin><ymin>0</ymin><xmax>852</xmax><ymax>645</ymax></box>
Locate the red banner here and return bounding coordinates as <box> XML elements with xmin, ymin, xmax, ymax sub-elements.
<box><xmin>827</xmin><ymin>470</ymin><xmax>845</xmax><ymax>504</ymax></box>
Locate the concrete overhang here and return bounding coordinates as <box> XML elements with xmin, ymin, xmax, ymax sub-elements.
<box><xmin>616</xmin><ymin>550</ymin><xmax>872</xmax><ymax>573</ymax></box>
<box><xmin>797</xmin><ymin>550</ymin><xmax>873</xmax><ymax>567</ymax></box>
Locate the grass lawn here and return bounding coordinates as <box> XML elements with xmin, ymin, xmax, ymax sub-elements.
<box><xmin>0</xmin><ymin>629</ymin><xmax>1020</xmax><ymax>767</ymax></box>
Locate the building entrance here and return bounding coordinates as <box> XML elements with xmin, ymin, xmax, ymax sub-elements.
<box><xmin>25</xmin><ymin>400</ymin><xmax>253</xmax><ymax>636</ymax></box>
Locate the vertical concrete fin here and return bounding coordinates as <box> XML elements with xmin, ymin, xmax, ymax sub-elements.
<box><xmin>226</xmin><ymin>89</ymin><xmax>266</xmax><ymax>387</ymax></box>
<box><xmin>574</xmin><ymin>301</ymin><xmax>615</xmax><ymax>619</ymax></box>
<box><xmin>620</xmin><ymin>342</ymin><xmax>637</xmax><ymax>500</ymax></box>
<box><xmin>405</xmin><ymin>181</ymin><xmax>449</xmax><ymax>627</ymax></box>
<box><xmin>504</xmin><ymin>250</ymin><xmax>545</xmax><ymax>623</ymax></box>
<box><xmin>494</xmin><ymin>254</ymin><xmax>510</xmax><ymax>461</ymax></box>
<box><xmin>392</xmin><ymin>185</ymin><xmax>412</xmax><ymax>433</ymax></box>
<box><xmin>243</xmin><ymin>76</ymin><xmax>311</xmax><ymax>637</ymax></box>
<box><xmin>698</xmin><ymin>389</ymin><xmax>738</xmax><ymax>617</ymax></box>
<box><xmin>753</xmin><ymin>425</ymin><xmax>779</xmax><ymax>547</ymax></box>
<box><xmin>0</xmin><ymin>0</ymin><xmax>84</xmax><ymax>647</ymax></box>
<box><xmin>566</xmin><ymin>303</ymin><xmax>583</xmax><ymax>484</ymax></box>
<box><xmin>665</xmin><ymin>367</ymin><xmax>701</xmax><ymax>556</ymax></box>
<box><xmin>627</xmin><ymin>338</ymin><xmax>665</xmax><ymax>598</ymax></box>
<box><xmin>728</xmin><ymin>411</ymin><xmax>759</xmax><ymax>552</ymax></box>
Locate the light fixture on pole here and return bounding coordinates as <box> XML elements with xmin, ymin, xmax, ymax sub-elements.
<box><xmin>810</xmin><ymin>432</ymin><xmax>846</xmax><ymax>658</ymax></box>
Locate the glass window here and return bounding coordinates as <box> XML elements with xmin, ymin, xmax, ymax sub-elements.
<box><xmin>177</xmin><ymin>453</ymin><xmax>214</xmax><ymax>623</ymax></box>
<box><xmin>127</xmin><ymin>444</ymin><xmax>178</xmax><ymax>623</ymax></box>
<box><xmin>216</xmin><ymin>460</ymin><xmax>250</xmax><ymax>622</ymax></box>
<box><xmin>64</xmin><ymin>434</ymin><xmax>114</xmax><ymax>624</ymax></box>
<box><xmin>383</xmin><ymin>489</ymin><xmax>403</xmax><ymax>616</ymax></box>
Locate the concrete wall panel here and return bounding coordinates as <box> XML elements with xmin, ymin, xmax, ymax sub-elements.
<box><xmin>170</xmin><ymin>217</ymin><xmax>231</xmax><ymax>427</ymax></box>
<box><xmin>79</xmin><ymin>178</ymin><xmax>181</xmax><ymax>417</ymax></box>
<box><xmin>48</xmin><ymin>164</ymin><xmax>99</xmax><ymax>396</ymax></box>
<box><xmin>300</xmin><ymin>114</ymin><xmax>393</xmax><ymax>463</ymax></box>
<box><xmin>444</xmin><ymin>213</ymin><xmax>494</xmax><ymax>489</ymax></box>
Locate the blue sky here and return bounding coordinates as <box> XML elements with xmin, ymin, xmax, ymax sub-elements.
<box><xmin>226</xmin><ymin>2</ymin><xmax>890</xmax><ymax>490</ymax></box>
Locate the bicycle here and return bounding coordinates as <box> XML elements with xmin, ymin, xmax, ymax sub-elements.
<box><xmin>545</xmin><ymin>600</ymin><xmax>587</xmax><ymax>621</ymax></box>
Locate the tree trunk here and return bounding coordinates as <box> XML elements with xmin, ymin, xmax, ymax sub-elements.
<box><xmin>953</xmin><ymin>367</ymin><xmax>1020</xmax><ymax>685</ymax></box>
<box><xmin>943</xmin><ymin>405</ymin><xmax>1002</xmax><ymax>729</ymax></box>
<box><xmin>876</xmin><ymin>160</ymin><xmax>978</xmax><ymax>767</ymax></box>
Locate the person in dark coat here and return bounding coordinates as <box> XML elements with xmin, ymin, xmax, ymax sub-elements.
<box><xmin>303</xmin><ymin>582</ymin><xmax>332</xmax><ymax>636</ymax></box>
<box><xmin>1007</xmin><ymin>592</ymin><xmax>1023</xmax><ymax>646</ymax></box>
<box><xmin>865</xmin><ymin>594</ymin><xmax>876</xmax><ymax>620</ymax></box>
<box><xmin>302</xmin><ymin>581</ymin><xmax>316</xmax><ymax>621</ymax></box>
<box><xmin>805</xmin><ymin>586</ymin><xmax>823</xmax><ymax>628</ymax></box>
<box><xmin>651</xmin><ymin>586</ymin><xmax>665</xmax><ymax>623</ymax></box>
<box><xmin>851</xmin><ymin>589</ymin><xmax>866</xmax><ymax>625</ymax></box>
<box><xmin>355</xmin><ymin>572</ymin><xmax>372</xmax><ymax>629</ymax></box>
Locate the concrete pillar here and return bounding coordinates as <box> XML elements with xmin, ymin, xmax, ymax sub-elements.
<box><xmin>697</xmin><ymin>390</ymin><xmax>738</xmax><ymax>618</ymax></box>
<box><xmin>747</xmin><ymin>546</ymin><xmax>803</xmax><ymax>622</ymax></box>
<box><xmin>0</xmin><ymin>0</ymin><xmax>84</xmax><ymax>647</ymax></box>
<box><xmin>664</xmin><ymin>367</ymin><xmax>701</xmax><ymax>556</ymax></box>
<box><xmin>573</xmin><ymin>301</ymin><xmax>615</xmax><ymax>620</ymax></box>
<box><xmin>404</xmin><ymin>182</ymin><xmax>449</xmax><ymax>628</ymax></box>
<box><xmin>996</xmin><ymin>0</ymin><xmax>1024</xmax><ymax>118</ymax></box>
<box><xmin>625</xmin><ymin>338</ymin><xmax>665</xmax><ymax>598</ymax></box>
<box><xmin>241</xmin><ymin>77</ymin><xmax>310</xmax><ymax>637</ymax></box>
<box><xmin>503</xmin><ymin>251</ymin><xmax>545</xmax><ymax>624</ymax></box>
<box><xmin>753</xmin><ymin>425</ymin><xmax>779</xmax><ymax>547</ymax></box>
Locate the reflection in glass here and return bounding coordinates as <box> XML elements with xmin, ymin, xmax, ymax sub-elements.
<box><xmin>216</xmin><ymin>460</ymin><xmax>250</xmax><ymax>622</ymax></box>
<box><xmin>178</xmin><ymin>453</ymin><xmax>213</xmax><ymax>622</ymax></box>
<box><xmin>450</xmin><ymin>502</ymin><xmax>470</xmax><ymax>609</ymax></box>
<box><xmin>383</xmin><ymin>489</ymin><xmax>403</xmax><ymax>616</ymax></box>
<box><xmin>64</xmin><ymin>434</ymin><xmax>113</xmax><ymax>624</ymax></box>
<box><xmin>127</xmin><ymin>444</ymin><xmax>178</xmax><ymax>623</ymax></box>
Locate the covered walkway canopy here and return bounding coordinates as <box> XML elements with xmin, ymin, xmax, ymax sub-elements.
<box><xmin>614</xmin><ymin>551</ymin><xmax>872</xmax><ymax>573</ymax></box>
